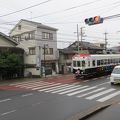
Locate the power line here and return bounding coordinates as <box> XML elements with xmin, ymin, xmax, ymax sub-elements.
<box><xmin>0</xmin><ymin>0</ymin><xmax>52</xmax><ymax>18</ymax></box>
<box><xmin>27</xmin><ymin>0</ymin><xmax>103</xmax><ymax>20</ymax></box>
<box><xmin>0</xmin><ymin>0</ymin><xmax>102</xmax><ymax>25</ymax></box>
<box><xmin>0</xmin><ymin>0</ymin><xmax>118</xmax><ymax>26</ymax></box>
<box><xmin>104</xmin><ymin>13</ymin><xmax>120</xmax><ymax>20</ymax></box>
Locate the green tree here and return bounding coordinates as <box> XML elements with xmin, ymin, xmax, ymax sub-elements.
<box><xmin>0</xmin><ymin>51</ymin><xmax>24</xmax><ymax>80</ymax></box>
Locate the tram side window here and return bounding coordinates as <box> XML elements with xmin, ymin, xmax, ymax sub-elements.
<box><xmin>101</xmin><ymin>60</ymin><xmax>103</xmax><ymax>65</ymax></box>
<box><xmin>73</xmin><ymin>61</ymin><xmax>76</xmax><ymax>67</ymax></box>
<box><xmin>92</xmin><ymin>60</ymin><xmax>95</xmax><ymax>66</ymax></box>
<box><xmin>108</xmin><ymin>59</ymin><xmax>110</xmax><ymax>64</ymax></box>
<box><xmin>88</xmin><ymin>61</ymin><xmax>90</xmax><ymax>67</ymax></box>
<box><xmin>77</xmin><ymin>61</ymin><xmax>80</xmax><ymax>67</ymax></box>
<box><xmin>97</xmin><ymin>60</ymin><xmax>100</xmax><ymax>66</ymax></box>
<box><xmin>82</xmin><ymin>60</ymin><xmax>85</xmax><ymax>67</ymax></box>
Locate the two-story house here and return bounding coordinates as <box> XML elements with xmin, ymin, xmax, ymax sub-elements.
<box><xmin>9</xmin><ymin>19</ymin><xmax>59</xmax><ymax>77</ymax></box>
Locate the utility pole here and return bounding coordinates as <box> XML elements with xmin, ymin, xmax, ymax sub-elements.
<box><xmin>104</xmin><ymin>32</ymin><xmax>108</xmax><ymax>54</ymax></box>
<box><xmin>80</xmin><ymin>27</ymin><xmax>85</xmax><ymax>52</ymax></box>
<box><xmin>43</xmin><ymin>44</ymin><xmax>46</xmax><ymax>78</ymax></box>
<box><xmin>76</xmin><ymin>25</ymin><xmax>85</xmax><ymax>54</ymax></box>
<box><xmin>43</xmin><ymin>44</ymin><xmax>48</xmax><ymax>78</ymax></box>
<box><xmin>77</xmin><ymin>24</ymin><xmax>80</xmax><ymax>53</ymax></box>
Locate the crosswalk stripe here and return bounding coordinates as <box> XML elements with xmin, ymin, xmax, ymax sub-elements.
<box><xmin>58</xmin><ymin>86</ymin><xmax>89</xmax><ymax>95</ymax></box>
<box><xmin>15</xmin><ymin>81</ymin><xmax>52</xmax><ymax>87</ymax></box>
<box><xmin>26</xmin><ymin>82</ymin><xmax>60</xmax><ymax>89</ymax></box>
<box><xmin>77</xmin><ymin>87</ymin><xmax>106</xmax><ymax>98</ymax></box>
<box><xmin>10</xmin><ymin>80</ymin><xmax>44</xmax><ymax>86</ymax></box>
<box><xmin>86</xmin><ymin>88</ymin><xmax>115</xmax><ymax>100</ymax></box>
<box><xmin>67</xmin><ymin>86</ymin><xmax>97</xmax><ymax>96</ymax></box>
<box><xmin>32</xmin><ymin>83</ymin><xmax>61</xmax><ymax>90</ymax></box>
<box><xmin>39</xmin><ymin>84</ymin><xmax>70</xmax><ymax>92</ymax></box>
<box><xmin>51</xmin><ymin>85</ymin><xmax>83</xmax><ymax>93</ymax></box>
<box><xmin>45</xmin><ymin>84</ymin><xmax>78</xmax><ymax>92</ymax></box>
<box><xmin>97</xmin><ymin>91</ymin><xmax>120</xmax><ymax>102</ymax></box>
<box><xmin>16</xmin><ymin>82</ymin><xmax>54</xmax><ymax>89</ymax></box>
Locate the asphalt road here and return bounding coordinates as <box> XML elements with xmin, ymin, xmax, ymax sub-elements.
<box><xmin>0</xmin><ymin>75</ymin><xmax>120</xmax><ymax>120</ymax></box>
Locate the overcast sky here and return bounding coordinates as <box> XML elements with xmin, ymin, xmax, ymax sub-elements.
<box><xmin>0</xmin><ymin>0</ymin><xmax>120</xmax><ymax>48</ymax></box>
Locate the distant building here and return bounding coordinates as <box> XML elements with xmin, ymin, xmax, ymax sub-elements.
<box><xmin>108</xmin><ymin>46</ymin><xmax>120</xmax><ymax>54</ymax></box>
<box><xmin>94</xmin><ymin>43</ymin><xmax>105</xmax><ymax>49</ymax></box>
<box><xmin>9</xmin><ymin>19</ymin><xmax>59</xmax><ymax>77</ymax></box>
<box><xmin>68</xmin><ymin>41</ymin><xmax>104</xmax><ymax>54</ymax></box>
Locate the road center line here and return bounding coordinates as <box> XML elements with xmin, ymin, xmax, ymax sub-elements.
<box><xmin>0</xmin><ymin>98</ymin><xmax>11</xmax><ymax>103</ymax></box>
<box><xmin>1</xmin><ymin>110</ymin><xmax>16</xmax><ymax>116</ymax></box>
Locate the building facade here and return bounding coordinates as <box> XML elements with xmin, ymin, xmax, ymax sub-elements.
<box><xmin>0</xmin><ymin>32</ymin><xmax>24</xmax><ymax>80</ymax></box>
<box><xmin>9</xmin><ymin>19</ymin><xmax>59</xmax><ymax>77</ymax></box>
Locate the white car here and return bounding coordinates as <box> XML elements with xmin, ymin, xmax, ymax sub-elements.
<box><xmin>110</xmin><ymin>65</ymin><xmax>120</xmax><ymax>85</ymax></box>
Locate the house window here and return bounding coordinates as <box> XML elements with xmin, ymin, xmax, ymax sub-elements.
<box><xmin>29</xmin><ymin>47</ymin><xmax>36</xmax><ymax>55</ymax></box>
<box><xmin>24</xmin><ymin>31</ymin><xmax>35</xmax><ymax>40</ymax></box>
<box><xmin>49</xmin><ymin>48</ymin><xmax>53</xmax><ymax>55</ymax></box>
<box><xmin>42</xmin><ymin>32</ymin><xmax>53</xmax><ymax>40</ymax></box>
<box><xmin>43</xmin><ymin>48</ymin><xmax>49</xmax><ymax>55</ymax></box>
<box><xmin>18</xmin><ymin>25</ymin><xmax>21</xmax><ymax>30</ymax></box>
<box><xmin>42</xmin><ymin>48</ymin><xmax>53</xmax><ymax>55</ymax></box>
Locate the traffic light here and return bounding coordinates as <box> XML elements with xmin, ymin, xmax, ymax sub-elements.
<box><xmin>84</xmin><ymin>16</ymin><xmax>104</xmax><ymax>25</ymax></box>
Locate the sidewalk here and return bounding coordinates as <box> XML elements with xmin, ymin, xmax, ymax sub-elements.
<box><xmin>0</xmin><ymin>73</ymin><xmax>73</xmax><ymax>86</ymax></box>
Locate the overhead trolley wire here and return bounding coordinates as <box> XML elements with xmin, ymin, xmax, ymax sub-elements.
<box><xmin>0</xmin><ymin>0</ymin><xmax>52</xmax><ymax>18</ymax></box>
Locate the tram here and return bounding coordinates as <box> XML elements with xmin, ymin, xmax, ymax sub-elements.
<box><xmin>72</xmin><ymin>54</ymin><xmax>120</xmax><ymax>79</ymax></box>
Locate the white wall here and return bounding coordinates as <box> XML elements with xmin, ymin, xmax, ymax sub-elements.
<box><xmin>0</xmin><ymin>37</ymin><xmax>15</xmax><ymax>47</ymax></box>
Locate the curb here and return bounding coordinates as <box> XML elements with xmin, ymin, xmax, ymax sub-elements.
<box><xmin>67</xmin><ymin>98</ymin><xmax>120</xmax><ymax>120</ymax></box>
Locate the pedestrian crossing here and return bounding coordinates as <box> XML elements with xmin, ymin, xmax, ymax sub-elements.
<box><xmin>10</xmin><ymin>80</ymin><xmax>120</xmax><ymax>102</ymax></box>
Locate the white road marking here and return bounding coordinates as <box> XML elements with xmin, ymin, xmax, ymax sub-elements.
<box><xmin>39</xmin><ymin>84</ymin><xmax>69</xmax><ymax>91</ymax></box>
<box><xmin>25</xmin><ymin>82</ymin><xmax>55</xmax><ymax>89</ymax></box>
<box><xmin>51</xmin><ymin>85</ymin><xmax>83</xmax><ymax>93</ymax></box>
<box><xmin>32</xmin><ymin>83</ymin><xmax>61</xmax><ymax>90</ymax></box>
<box><xmin>58</xmin><ymin>86</ymin><xmax>88</xmax><ymax>95</ymax></box>
<box><xmin>86</xmin><ymin>88</ymin><xmax>115</xmax><ymax>100</ymax></box>
<box><xmin>10</xmin><ymin>80</ymin><xmax>44</xmax><ymax>86</ymax></box>
<box><xmin>97</xmin><ymin>91</ymin><xmax>120</xmax><ymax>102</ymax></box>
<box><xmin>94</xmin><ymin>82</ymin><xmax>110</xmax><ymax>87</ymax></box>
<box><xmin>67</xmin><ymin>86</ymin><xmax>96</xmax><ymax>96</ymax></box>
<box><xmin>1</xmin><ymin>110</ymin><xmax>16</xmax><ymax>116</ymax></box>
<box><xmin>21</xmin><ymin>93</ymin><xmax>33</xmax><ymax>97</ymax></box>
<box><xmin>15</xmin><ymin>81</ymin><xmax>54</xmax><ymax>88</ymax></box>
<box><xmin>83</xmin><ymin>80</ymin><xmax>90</xmax><ymax>82</ymax></box>
<box><xmin>77</xmin><ymin>87</ymin><xmax>106</xmax><ymax>98</ymax></box>
<box><xmin>45</xmin><ymin>84</ymin><xmax>77</xmax><ymax>92</ymax></box>
<box><xmin>0</xmin><ymin>98</ymin><xmax>11</xmax><ymax>103</ymax></box>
